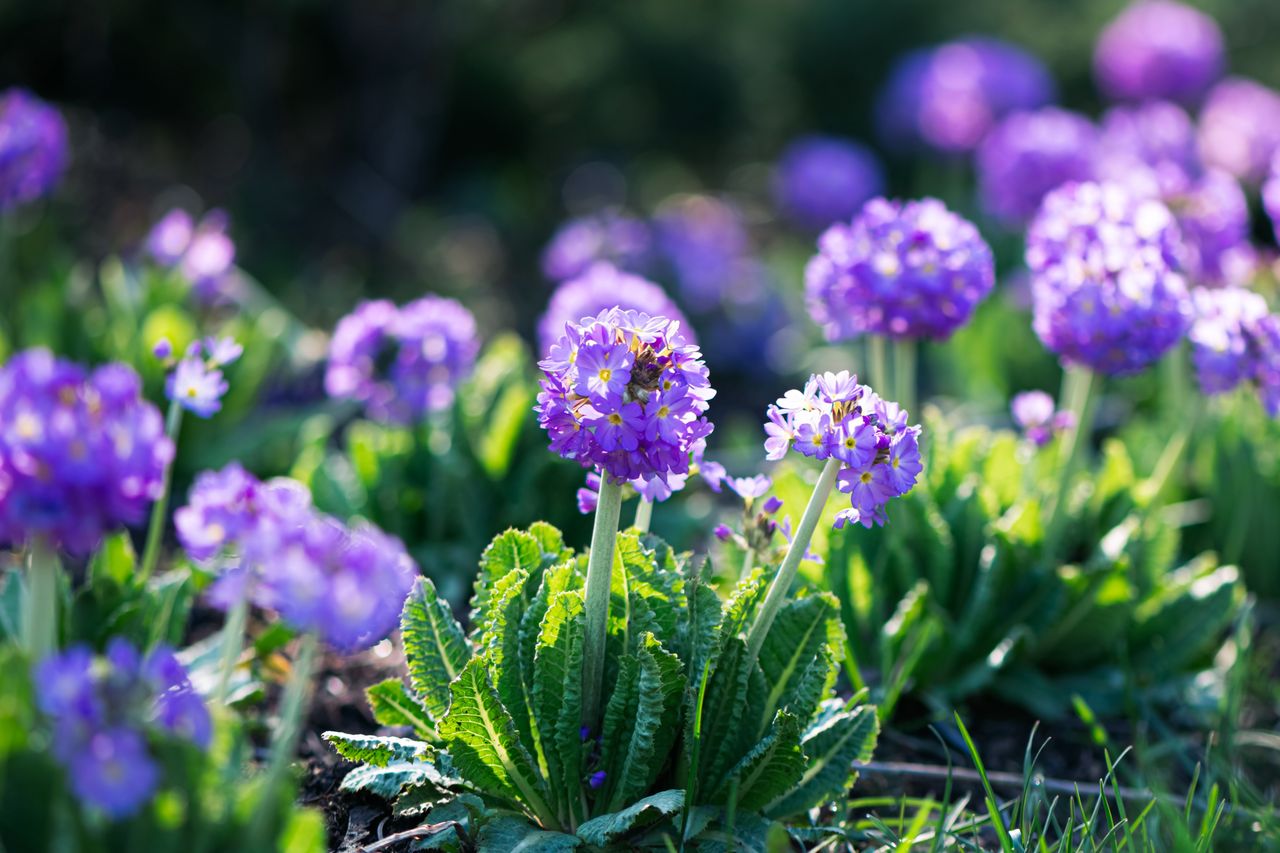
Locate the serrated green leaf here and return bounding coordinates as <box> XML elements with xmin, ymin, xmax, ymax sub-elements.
<box><xmin>1130</xmin><ymin>561</ymin><xmax>1240</xmax><ymax>673</ymax></box>
<box><xmin>323</xmin><ymin>731</ymin><xmax>432</xmax><ymax>766</ymax></box>
<box><xmin>695</xmin><ymin>637</ymin><xmax>766</xmax><ymax>790</ymax></box>
<box><xmin>366</xmin><ymin>677</ymin><xmax>435</xmax><ymax>739</ymax></box>
<box><xmin>437</xmin><ymin>658</ymin><xmax>555</xmax><ymax>824</ymax></box>
<box><xmin>721</xmin><ymin>569</ymin><xmax>769</xmax><ymax>638</ymax></box>
<box><xmin>476</xmin><ymin>816</ymin><xmax>581</xmax><ymax>852</ymax></box>
<box><xmin>576</xmin><ymin>790</ymin><xmax>685</xmax><ymax>847</ymax></box>
<box><xmin>755</xmin><ymin>595</ymin><xmax>838</xmax><ymax>740</ymax></box>
<box><xmin>402</xmin><ymin>577</ymin><xmax>472</xmax><ymax>722</ymax></box>
<box><xmin>711</xmin><ymin>711</ymin><xmax>805</xmax><ymax>811</ymax></box>
<box><xmin>341</xmin><ymin>762</ymin><xmax>441</xmax><ymax>800</ymax></box>
<box><xmin>486</xmin><ymin>567</ymin><xmax>537</xmax><ymax>768</ymax></box>
<box><xmin>471</xmin><ymin>530</ymin><xmax>543</xmax><ymax>626</ymax></box>
<box><xmin>598</xmin><ymin>634</ymin><xmax>685</xmax><ymax>813</ymax></box>
<box><xmin>531</xmin><ymin>590</ymin><xmax>586</xmax><ymax>826</ymax></box>
<box><xmin>683</xmin><ymin>578</ymin><xmax>722</xmax><ymax>677</ymax></box>
<box><xmin>526</xmin><ymin>522</ymin><xmax>570</xmax><ymax>562</ymax></box>
<box><xmin>766</xmin><ymin>703</ymin><xmax>878</xmax><ymax>817</ymax></box>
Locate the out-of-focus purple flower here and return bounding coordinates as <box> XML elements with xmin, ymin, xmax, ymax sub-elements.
<box><xmin>1264</xmin><ymin>153</ymin><xmax>1280</xmax><ymax>244</ymax></box>
<box><xmin>1096</xmin><ymin>101</ymin><xmax>1200</xmax><ymax>198</ymax></box>
<box><xmin>0</xmin><ymin>350</ymin><xmax>174</xmax><ymax>554</ymax></box>
<box><xmin>144</xmin><ymin>210</ymin><xmax>194</xmax><ymax>266</ymax></box>
<box><xmin>204</xmin><ymin>336</ymin><xmax>243</xmax><ymax>367</ymax></box>
<box><xmin>576</xmin><ymin>471</ymin><xmax>602</xmax><ymax>515</ymax></box>
<box><xmin>726</xmin><ymin>475</ymin><xmax>771</xmax><ymax>501</ymax></box>
<box><xmin>976</xmin><ymin>108</ymin><xmax>1099</xmax><ymax>225</ymax></box>
<box><xmin>538</xmin><ymin>263</ymin><xmax>693</xmax><ymax>356</ymax></box>
<box><xmin>0</xmin><ymin>88</ymin><xmax>68</xmax><ymax>211</ymax></box>
<box><xmin>1094</xmin><ymin>1</ymin><xmax>1224</xmax><ymax>106</ymax></box>
<box><xmin>763</xmin><ymin>371</ymin><xmax>921</xmax><ymax>528</ymax></box>
<box><xmin>761</xmin><ymin>495</ymin><xmax>784</xmax><ymax>515</ymax></box>
<box><xmin>176</xmin><ymin>464</ymin><xmax>416</xmax><ymax>651</ymax></box>
<box><xmin>1168</xmin><ymin>170</ymin><xmax>1255</xmax><ymax>287</ymax></box>
<box><xmin>1198</xmin><ymin>78</ymin><xmax>1280</xmax><ymax>184</ymax></box>
<box><xmin>145</xmin><ymin>208</ymin><xmax>237</xmax><ymax>300</ymax></box>
<box><xmin>588</xmin><ymin>770</ymin><xmax>607</xmax><ymax>790</ymax></box>
<box><xmin>1010</xmin><ymin>390</ymin><xmax>1074</xmax><ymax>446</ymax></box>
<box><xmin>152</xmin><ymin>338</ymin><xmax>174</xmax><ymax>361</ymax></box>
<box><xmin>876</xmin><ymin>37</ymin><xmax>1055</xmax><ymax>154</ymax></box>
<box><xmin>713</xmin><ymin>523</ymin><xmax>732</xmax><ymax>542</ymax></box>
<box><xmin>1026</xmin><ymin>182</ymin><xmax>1191</xmax><ymax>375</ymax></box>
<box><xmin>654</xmin><ymin>194</ymin><xmax>763</xmax><ymax>312</ymax></box>
<box><xmin>541</xmin><ymin>212</ymin><xmax>652</xmax><ymax>282</ymax></box>
<box><xmin>70</xmin><ymin>728</ymin><xmax>159</xmax><ymax>819</ymax></box>
<box><xmin>806</xmin><ymin>197</ymin><xmax>994</xmax><ymax>341</ymax></box>
<box><xmin>538</xmin><ymin>308</ymin><xmax>713</xmax><ymax>486</ymax></box>
<box><xmin>326</xmin><ymin>296</ymin><xmax>480</xmax><ymax>425</ymax></box>
<box><xmin>1188</xmin><ymin>286</ymin><xmax>1270</xmax><ymax>396</ymax></box>
<box><xmin>166</xmin><ymin>343</ymin><xmax>230</xmax><ymax>419</ymax></box>
<box><xmin>1255</xmin><ymin>316</ymin><xmax>1280</xmax><ymax>417</ymax></box>
<box><xmin>773</xmin><ymin>135</ymin><xmax>885</xmax><ymax>230</ymax></box>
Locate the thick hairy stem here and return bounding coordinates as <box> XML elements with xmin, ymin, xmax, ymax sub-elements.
<box><xmin>1043</xmin><ymin>367</ymin><xmax>1099</xmax><ymax>562</ymax></box>
<box><xmin>580</xmin><ymin>478</ymin><xmax>624</xmax><ymax>729</ymax></box>
<box><xmin>23</xmin><ymin>539</ymin><xmax>60</xmax><ymax>660</ymax></box>
<box><xmin>212</xmin><ymin>592</ymin><xmax>250</xmax><ymax>705</ymax></box>
<box><xmin>893</xmin><ymin>337</ymin><xmax>917</xmax><ymax>418</ymax></box>
<box><xmin>632</xmin><ymin>497</ymin><xmax>653</xmax><ymax>534</ymax></box>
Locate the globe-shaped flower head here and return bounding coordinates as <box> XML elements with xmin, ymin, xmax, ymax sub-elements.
<box><xmin>536</xmin><ymin>307</ymin><xmax>713</xmax><ymax>486</ymax></box>
<box><xmin>0</xmin><ymin>351</ymin><xmax>174</xmax><ymax>554</ymax></box>
<box><xmin>326</xmin><ymin>295</ymin><xmax>480</xmax><ymax>424</ymax></box>
<box><xmin>876</xmin><ymin>37</ymin><xmax>1055</xmax><ymax>154</ymax></box>
<box><xmin>1094</xmin><ymin>1</ymin><xmax>1224</xmax><ymax>106</ymax></box>
<box><xmin>806</xmin><ymin>197</ymin><xmax>995</xmax><ymax>341</ymax></box>
<box><xmin>1197</xmin><ymin>78</ymin><xmax>1280</xmax><ymax>184</ymax></box>
<box><xmin>0</xmin><ymin>88</ymin><xmax>68</xmax><ymax>211</ymax></box>
<box><xmin>1264</xmin><ymin>153</ymin><xmax>1280</xmax><ymax>244</ymax></box>
<box><xmin>541</xmin><ymin>211</ymin><xmax>652</xmax><ymax>282</ymax></box>
<box><xmin>976</xmin><ymin>107</ymin><xmax>1099</xmax><ymax>225</ymax></box>
<box><xmin>537</xmin><ymin>262</ymin><xmax>694</xmax><ymax>356</ymax></box>
<box><xmin>1027</xmin><ymin>182</ymin><xmax>1192</xmax><ymax>375</ymax></box>
<box><xmin>772</xmin><ymin>134</ymin><xmax>885</xmax><ymax>230</ymax></box>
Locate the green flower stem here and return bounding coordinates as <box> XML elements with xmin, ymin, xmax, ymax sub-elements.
<box><xmin>867</xmin><ymin>335</ymin><xmax>891</xmax><ymax>397</ymax></box>
<box><xmin>252</xmin><ymin>631</ymin><xmax>320</xmax><ymax>842</ymax></box>
<box><xmin>212</xmin><ymin>592</ymin><xmax>251</xmax><ymax>706</ymax></box>
<box><xmin>1043</xmin><ymin>366</ymin><xmax>1099</xmax><ymax>562</ymax></box>
<box><xmin>745</xmin><ymin>457</ymin><xmax>841</xmax><ymax>660</ymax></box>
<box><xmin>581</xmin><ymin>477</ymin><xmax>624</xmax><ymax>729</ymax></box>
<box><xmin>139</xmin><ymin>398</ymin><xmax>185</xmax><ymax>583</ymax></box>
<box><xmin>739</xmin><ymin>546</ymin><xmax>755</xmax><ymax>582</ymax></box>
<box><xmin>632</xmin><ymin>496</ymin><xmax>653</xmax><ymax>533</ymax></box>
<box><xmin>893</xmin><ymin>337</ymin><xmax>917</xmax><ymax>417</ymax></box>
<box><xmin>23</xmin><ymin>539</ymin><xmax>60</xmax><ymax>660</ymax></box>
<box><xmin>1141</xmin><ymin>406</ymin><xmax>1199</xmax><ymax>508</ymax></box>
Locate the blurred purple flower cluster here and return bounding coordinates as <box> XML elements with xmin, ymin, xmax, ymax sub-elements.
<box><xmin>326</xmin><ymin>295</ymin><xmax>480</xmax><ymax>425</ymax></box>
<box><xmin>537</xmin><ymin>307</ymin><xmax>713</xmax><ymax>487</ymax></box>
<box><xmin>144</xmin><ymin>209</ymin><xmax>238</xmax><ymax>301</ymax></box>
<box><xmin>772</xmin><ymin>134</ymin><xmax>884</xmax><ymax>230</ymax></box>
<box><xmin>0</xmin><ymin>88</ymin><xmax>68</xmax><ymax>211</ymax></box>
<box><xmin>977</xmin><ymin>108</ymin><xmax>1099</xmax><ymax>225</ymax></box>
<box><xmin>806</xmin><ymin>197</ymin><xmax>995</xmax><ymax>341</ymax></box>
<box><xmin>1093</xmin><ymin>0</ymin><xmax>1224</xmax><ymax>106</ymax></box>
<box><xmin>1189</xmin><ymin>287</ymin><xmax>1280</xmax><ymax>414</ymax></box>
<box><xmin>1027</xmin><ymin>182</ymin><xmax>1191</xmax><ymax>376</ymax></box>
<box><xmin>1197</xmin><ymin>78</ymin><xmax>1280</xmax><ymax>184</ymax></box>
<box><xmin>764</xmin><ymin>371</ymin><xmax>921</xmax><ymax>528</ymax></box>
<box><xmin>876</xmin><ymin>37</ymin><xmax>1055</xmax><ymax>154</ymax></box>
<box><xmin>34</xmin><ymin>639</ymin><xmax>210</xmax><ymax>818</ymax></box>
<box><xmin>539</xmin><ymin>263</ymin><xmax>694</xmax><ymax>355</ymax></box>
<box><xmin>0</xmin><ymin>350</ymin><xmax>173</xmax><ymax>555</ymax></box>
<box><xmin>1010</xmin><ymin>390</ymin><xmax>1076</xmax><ymax>447</ymax></box>
<box><xmin>540</xmin><ymin>211</ymin><xmax>653</xmax><ymax>282</ymax></box>
<box><xmin>176</xmin><ymin>463</ymin><xmax>416</xmax><ymax>652</ymax></box>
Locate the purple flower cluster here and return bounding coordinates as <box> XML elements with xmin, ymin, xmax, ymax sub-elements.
<box><xmin>538</xmin><ymin>263</ymin><xmax>693</xmax><ymax>356</ymax></box>
<box><xmin>654</xmin><ymin>194</ymin><xmax>765</xmax><ymax>312</ymax></box>
<box><xmin>326</xmin><ymin>295</ymin><xmax>480</xmax><ymax>425</ymax></box>
<box><xmin>0</xmin><ymin>88</ymin><xmax>68</xmax><ymax>211</ymax></box>
<box><xmin>144</xmin><ymin>209</ymin><xmax>237</xmax><ymax>300</ymax></box>
<box><xmin>1265</xmin><ymin>154</ymin><xmax>1280</xmax><ymax>244</ymax></box>
<box><xmin>1093</xmin><ymin>0</ymin><xmax>1224</xmax><ymax>106</ymax></box>
<box><xmin>976</xmin><ymin>108</ymin><xmax>1099</xmax><ymax>225</ymax></box>
<box><xmin>876</xmin><ymin>37</ymin><xmax>1055</xmax><ymax>154</ymax></box>
<box><xmin>1197</xmin><ymin>78</ymin><xmax>1280</xmax><ymax>184</ymax></box>
<box><xmin>175</xmin><ymin>463</ymin><xmax>416</xmax><ymax>651</ymax></box>
<box><xmin>0</xmin><ymin>350</ymin><xmax>173</xmax><ymax>554</ymax></box>
<box><xmin>1011</xmin><ymin>390</ymin><xmax>1076</xmax><ymax>447</ymax></box>
<box><xmin>805</xmin><ymin>197</ymin><xmax>995</xmax><ymax>341</ymax></box>
<box><xmin>160</xmin><ymin>336</ymin><xmax>242</xmax><ymax>418</ymax></box>
<box><xmin>764</xmin><ymin>371</ymin><xmax>921</xmax><ymax>528</ymax></box>
<box><xmin>34</xmin><ymin>639</ymin><xmax>210</xmax><ymax>818</ymax></box>
<box><xmin>541</xmin><ymin>211</ymin><xmax>652</xmax><ymax>282</ymax></box>
<box><xmin>1188</xmin><ymin>287</ymin><xmax>1280</xmax><ymax>414</ymax></box>
<box><xmin>772</xmin><ymin>134</ymin><xmax>884</xmax><ymax>230</ymax></box>
<box><xmin>1026</xmin><ymin>182</ymin><xmax>1192</xmax><ymax>376</ymax></box>
<box><xmin>537</xmin><ymin>308</ymin><xmax>714</xmax><ymax>486</ymax></box>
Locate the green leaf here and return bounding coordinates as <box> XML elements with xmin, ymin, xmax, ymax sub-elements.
<box><xmin>766</xmin><ymin>703</ymin><xmax>879</xmax><ymax>818</ymax></box>
<box><xmin>576</xmin><ymin>790</ymin><xmax>685</xmax><ymax>847</ymax></box>
<box><xmin>341</xmin><ymin>761</ymin><xmax>444</xmax><ymax>800</ymax></box>
<box><xmin>531</xmin><ymin>590</ymin><xmax>586</xmax><ymax>825</ymax></box>
<box><xmin>683</xmin><ymin>577</ymin><xmax>722</xmax><ymax>677</ymax></box>
<box><xmin>88</xmin><ymin>533</ymin><xmax>136</xmax><ymax>586</ymax></box>
<box><xmin>476</xmin><ymin>816</ymin><xmax>581</xmax><ymax>852</ymax></box>
<box><xmin>402</xmin><ymin>577</ymin><xmax>472</xmax><ymax>722</ymax></box>
<box><xmin>437</xmin><ymin>658</ymin><xmax>555</xmax><ymax>824</ymax></box>
<box><xmin>471</xmin><ymin>529</ymin><xmax>543</xmax><ymax>626</ymax></box>
<box><xmin>323</xmin><ymin>731</ymin><xmax>431</xmax><ymax>766</ymax></box>
<box><xmin>366</xmin><ymin>677</ymin><xmax>435</xmax><ymax>739</ymax></box>
<box><xmin>711</xmin><ymin>711</ymin><xmax>805</xmax><ymax>811</ymax></box>
<box><xmin>475</xmin><ymin>380</ymin><xmax>533</xmax><ymax>478</ymax></box>
<box><xmin>755</xmin><ymin>595</ymin><xmax>838</xmax><ymax>739</ymax></box>
<box><xmin>598</xmin><ymin>634</ymin><xmax>685</xmax><ymax>813</ymax></box>
<box><xmin>695</xmin><ymin>637</ymin><xmax>766</xmax><ymax>789</ymax></box>
<box><xmin>722</xmin><ymin>569</ymin><xmax>769</xmax><ymax>638</ymax></box>
<box><xmin>485</xmin><ymin>567</ymin><xmax>537</xmax><ymax>763</ymax></box>
<box><xmin>526</xmin><ymin>522</ymin><xmax>570</xmax><ymax>562</ymax></box>
<box><xmin>1130</xmin><ymin>561</ymin><xmax>1241</xmax><ymax>673</ymax></box>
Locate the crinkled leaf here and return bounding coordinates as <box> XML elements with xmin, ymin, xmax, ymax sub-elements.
<box><xmin>323</xmin><ymin>731</ymin><xmax>431</xmax><ymax>766</ymax></box>
<box><xmin>402</xmin><ymin>577</ymin><xmax>471</xmax><ymax>722</ymax></box>
<box><xmin>366</xmin><ymin>677</ymin><xmax>435</xmax><ymax>739</ymax></box>
<box><xmin>576</xmin><ymin>790</ymin><xmax>685</xmax><ymax>847</ymax></box>
<box><xmin>693</xmin><ymin>636</ymin><xmax>766</xmax><ymax>789</ymax></box>
<box><xmin>531</xmin><ymin>590</ymin><xmax>586</xmax><ymax>825</ymax></box>
<box><xmin>475</xmin><ymin>816</ymin><xmax>581</xmax><ymax>852</ymax></box>
<box><xmin>341</xmin><ymin>762</ymin><xmax>442</xmax><ymax>800</ymax></box>
<box><xmin>755</xmin><ymin>595</ymin><xmax>838</xmax><ymax>739</ymax></box>
<box><xmin>471</xmin><ymin>530</ymin><xmax>543</xmax><ymax>627</ymax></box>
<box><xmin>710</xmin><ymin>711</ymin><xmax>805</xmax><ymax>811</ymax></box>
<box><xmin>766</xmin><ymin>703</ymin><xmax>878</xmax><ymax>817</ymax></box>
<box><xmin>721</xmin><ymin>568</ymin><xmax>768</xmax><ymax>638</ymax></box>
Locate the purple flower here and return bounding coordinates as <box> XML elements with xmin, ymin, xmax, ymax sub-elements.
<box><xmin>1255</xmin><ymin>316</ymin><xmax>1280</xmax><ymax>417</ymax></box>
<box><xmin>152</xmin><ymin>338</ymin><xmax>174</xmax><ymax>361</ymax></box>
<box><xmin>1026</xmin><ymin>182</ymin><xmax>1191</xmax><ymax>376</ymax></box>
<box><xmin>145</xmin><ymin>209</ymin><xmax>194</xmax><ymax>266</ymax></box>
<box><xmin>541</xmin><ymin>212</ymin><xmax>652</xmax><ymax>282</ymax></box>
<box><xmin>1197</xmin><ymin>78</ymin><xmax>1280</xmax><ymax>184</ymax></box>
<box><xmin>1096</xmin><ymin>101</ymin><xmax>1201</xmax><ymax>198</ymax></box>
<box><xmin>773</xmin><ymin>134</ymin><xmax>885</xmax><ymax>230</ymax></box>
<box><xmin>1264</xmin><ymin>153</ymin><xmax>1280</xmax><ymax>244</ymax></box>
<box><xmin>588</xmin><ymin>770</ymin><xmax>607</xmax><ymax>790</ymax></box>
<box><xmin>145</xmin><ymin>208</ymin><xmax>237</xmax><ymax>300</ymax></box>
<box><xmin>69</xmin><ymin>728</ymin><xmax>159</xmax><ymax>819</ymax></box>
<box><xmin>713</xmin><ymin>523</ymin><xmax>732</xmax><ymax>542</ymax></box>
<box><xmin>0</xmin><ymin>88</ymin><xmax>68</xmax><ymax>211</ymax></box>
<box><xmin>763</xmin><ymin>371</ymin><xmax>921</xmax><ymax>526</ymax></box>
<box><xmin>0</xmin><ymin>351</ymin><xmax>173</xmax><ymax>554</ymax></box>
<box><xmin>726</xmin><ymin>475</ymin><xmax>771</xmax><ymax>501</ymax></box>
<box><xmin>876</xmin><ymin>37</ymin><xmax>1055</xmax><ymax>155</ymax></box>
<box><xmin>806</xmin><ymin>197</ymin><xmax>995</xmax><ymax>341</ymax></box>
<box><xmin>1094</xmin><ymin>0</ymin><xmax>1224</xmax><ymax>106</ymax></box>
<box><xmin>1168</xmin><ymin>170</ymin><xmax>1255</xmax><ymax>287</ymax></box>
<box><xmin>1011</xmin><ymin>390</ymin><xmax>1071</xmax><ymax>446</ymax></box>
<box><xmin>34</xmin><ymin>647</ymin><xmax>99</xmax><ymax>722</ymax></box>
<box><xmin>537</xmin><ymin>308</ymin><xmax>713</xmax><ymax>486</ymax></box>
<box><xmin>654</xmin><ymin>194</ymin><xmax>763</xmax><ymax>312</ymax></box>
<box><xmin>166</xmin><ymin>349</ymin><xmax>229</xmax><ymax>418</ymax></box>
<box><xmin>326</xmin><ymin>296</ymin><xmax>480</xmax><ymax>425</ymax></box>
<box><xmin>538</xmin><ymin>263</ymin><xmax>694</xmax><ymax>356</ymax></box>
<box><xmin>204</xmin><ymin>336</ymin><xmax>244</xmax><ymax>367</ymax></box>
<box><xmin>1188</xmin><ymin>286</ymin><xmax>1270</xmax><ymax>396</ymax></box>
<box><xmin>976</xmin><ymin>108</ymin><xmax>1099</xmax><ymax>226</ymax></box>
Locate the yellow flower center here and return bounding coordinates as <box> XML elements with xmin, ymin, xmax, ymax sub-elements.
<box><xmin>860</xmin><ymin>471</ymin><xmax>873</xmax><ymax>484</ymax></box>
<box><xmin>608</xmin><ymin>413</ymin><xmax>623</xmax><ymax>426</ymax></box>
<box><xmin>598</xmin><ymin>368</ymin><xmax>612</xmax><ymax>382</ymax></box>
